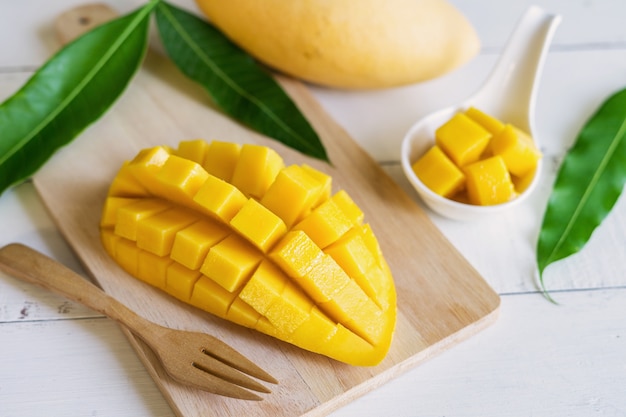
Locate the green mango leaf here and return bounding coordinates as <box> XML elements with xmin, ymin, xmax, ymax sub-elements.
<box><xmin>0</xmin><ymin>1</ymin><xmax>156</xmax><ymax>196</ymax></box>
<box><xmin>154</xmin><ymin>1</ymin><xmax>329</xmax><ymax>162</ymax></box>
<box><xmin>537</xmin><ymin>87</ymin><xmax>626</xmax><ymax>292</ymax></box>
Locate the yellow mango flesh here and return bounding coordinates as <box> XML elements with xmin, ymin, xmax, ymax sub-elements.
<box><xmin>465</xmin><ymin>106</ymin><xmax>504</xmax><ymax>136</ymax></box>
<box><xmin>100</xmin><ymin>140</ymin><xmax>396</xmax><ymax>366</ymax></box>
<box><xmin>411</xmin><ymin>145</ymin><xmax>465</xmax><ymax>198</ymax></box>
<box><xmin>411</xmin><ymin>107</ymin><xmax>541</xmax><ymax>206</ymax></box>
<box><xmin>435</xmin><ymin>113</ymin><xmax>491</xmax><ymax>167</ymax></box>
<box><xmin>464</xmin><ymin>156</ymin><xmax>517</xmax><ymax>205</ymax></box>
<box><xmin>490</xmin><ymin>124</ymin><xmax>542</xmax><ymax>177</ymax></box>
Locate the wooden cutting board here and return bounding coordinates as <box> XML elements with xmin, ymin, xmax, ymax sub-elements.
<box><xmin>29</xmin><ymin>5</ymin><xmax>500</xmax><ymax>416</ymax></box>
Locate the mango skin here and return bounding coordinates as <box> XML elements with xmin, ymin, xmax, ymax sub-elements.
<box><xmin>194</xmin><ymin>0</ymin><xmax>480</xmax><ymax>89</ymax></box>
<box><xmin>100</xmin><ymin>140</ymin><xmax>397</xmax><ymax>366</ymax></box>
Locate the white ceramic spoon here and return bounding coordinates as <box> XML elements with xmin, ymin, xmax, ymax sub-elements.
<box><xmin>401</xmin><ymin>6</ymin><xmax>561</xmax><ymax>220</ymax></box>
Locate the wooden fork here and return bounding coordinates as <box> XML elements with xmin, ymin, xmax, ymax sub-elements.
<box><xmin>0</xmin><ymin>243</ymin><xmax>277</xmax><ymax>401</ymax></box>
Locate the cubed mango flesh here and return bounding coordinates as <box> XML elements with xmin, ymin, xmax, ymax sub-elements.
<box><xmin>175</xmin><ymin>139</ymin><xmax>210</xmax><ymax>165</ymax></box>
<box><xmin>100</xmin><ymin>140</ymin><xmax>396</xmax><ymax>366</ymax></box>
<box><xmin>465</xmin><ymin>106</ymin><xmax>505</xmax><ymax>135</ymax></box>
<box><xmin>464</xmin><ymin>156</ymin><xmax>517</xmax><ymax>205</ymax></box>
<box><xmin>137</xmin><ymin>250</ymin><xmax>172</xmax><ymax>289</ymax></box>
<box><xmin>107</xmin><ymin>162</ymin><xmax>149</xmax><ymax>197</ymax></box>
<box><xmin>435</xmin><ymin>113</ymin><xmax>491</xmax><ymax>166</ymax></box>
<box><xmin>260</xmin><ymin>165</ymin><xmax>327</xmax><ymax>227</ymax></box>
<box><xmin>170</xmin><ymin>220</ymin><xmax>230</xmax><ymax>270</ymax></box>
<box><xmin>135</xmin><ymin>207</ymin><xmax>199</xmax><ymax>256</ymax></box>
<box><xmin>412</xmin><ymin>108</ymin><xmax>541</xmax><ymax>206</ymax></box>
<box><xmin>200</xmin><ymin>234</ymin><xmax>262</xmax><ymax>292</ymax></box>
<box><xmin>166</xmin><ymin>262</ymin><xmax>202</xmax><ymax>301</ymax></box>
<box><xmin>230</xmin><ymin>144</ymin><xmax>284</xmax><ymax>198</ymax></box>
<box><xmin>490</xmin><ymin>124</ymin><xmax>541</xmax><ymax>177</ymax></box>
<box><xmin>192</xmin><ymin>174</ymin><xmax>247</xmax><ymax>222</ymax></box>
<box><xmin>411</xmin><ymin>145</ymin><xmax>465</xmax><ymax>198</ymax></box>
<box><xmin>202</xmin><ymin>140</ymin><xmax>241</xmax><ymax>181</ymax></box>
<box><xmin>155</xmin><ymin>155</ymin><xmax>210</xmax><ymax>206</ymax></box>
<box><xmin>293</xmin><ymin>190</ymin><xmax>362</xmax><ymax>249</ymax></box>
<box><xmin>230</xmin><ymin>198</ymin><xmax>287</xmax><ymax>252</ymax></box>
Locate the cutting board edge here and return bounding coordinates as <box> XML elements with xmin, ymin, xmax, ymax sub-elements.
<box><xmin>294</xmin><ymin>302</ymin><xmax>501</xmax><ymax>417</ymax></box>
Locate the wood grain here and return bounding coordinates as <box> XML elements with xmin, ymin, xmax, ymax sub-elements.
<box><xmin>30</xmin><ymin>11</ymin><xmax>500</xmax><ymax>415</ymax></box>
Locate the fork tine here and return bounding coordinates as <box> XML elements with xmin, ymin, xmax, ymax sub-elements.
<box><xmin>155</xmin><ymin>329</ymin><xmax>277</xmax><ymax>400</ymax></box>
<box><xmin>170</xmin><ymin>363</ymin><xmax>264</xmax><ymax>401</ymax></box>
<box><xmin>200</xmin><ymin>334</ymin><xmax>278</xmax><ymax>384</ymax></box>
<box><xmin>192</xmin><ymin>350</ymin><xmax>271</xmax><ymax>394</ymax></box>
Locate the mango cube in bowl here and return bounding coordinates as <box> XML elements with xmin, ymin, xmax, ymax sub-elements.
<box><xmin>464</xmin><ymin>156</ymin><xmax>517</xmax><ymax>206</ymax></box>
<box><xmin>490</xmin><ymin>124</ymin><xmax>542</xmax><ymax>177</ymax></box>
<box><xmin>411</xmin><ymin>145</ymin><xmax>465</xmax><ymax>198</ymax></box>
<box><xmin>435</xmin><ymin>113</ymin><xmax>491</xmax><ymax>166</ymax></box>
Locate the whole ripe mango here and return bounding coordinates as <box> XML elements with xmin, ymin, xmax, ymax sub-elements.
<box><xmin>100</xmin><ymin>140</ymin><xmax>397</xmax><ymax>366</ymax></box>
<box><xmin>194</xmin><ymin>0</ymin><xmax>480</xmax><ymax>89</ymax></box>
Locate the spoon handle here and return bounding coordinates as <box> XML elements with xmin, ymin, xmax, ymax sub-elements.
<box><xmin>0</xmin><ymin>243</ymin><xmax>151</xmax><ymax>333</ymax></box>
<box><xmin>472</xmin><ymin>6</ymin><xmax>561</xmax><ymax>134</ymax></box>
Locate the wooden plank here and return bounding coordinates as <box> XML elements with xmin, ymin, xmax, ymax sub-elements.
<box><xmin>2</xmin><ymin>288</ymin><xmax>624</xmax><ymax>417</ymax></box>
<box><xmin>29</xmin><ymin>45</ymin><xmax>499</xmax><ymax>416</ymax></box>
<box><xmin>0</xmin><ymin>318</ymin><xmax>173</xmax><ymax>417</ymax></box>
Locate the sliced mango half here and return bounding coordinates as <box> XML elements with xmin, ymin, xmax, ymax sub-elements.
<box><xmin>100</xmin><ymin>140</ymin><xmax>397</xmax><ymax>366</ymax></box>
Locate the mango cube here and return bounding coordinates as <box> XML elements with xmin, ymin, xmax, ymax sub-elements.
<box><xmin>170</xmin><ymin>220</ymin><xmax>230</xmax><ymax>270</ymax></box>
<box><xmin>435</xmin><ymin>113</ymin><xmax>491</xmax><ymax>166</ymax></box>
<box><xmin>411</xmin><ymin>145</ymin><xmax>465</xmax><ymax>197</ymax></box>
<box><xmin>114</xmin><ymin>198</ymin><xmax>169</xmax><ymax>241</ymax></box>
<box><xmin>202</xmin><ymin>141</ymin><xmax>241</xmax><ymax>181</ymax></box>
<box><xmin>465</xmin><ymin>107</ymin><xmax>505</xmax><ymax>135</ymax></box>
<box><xmin>464</xmin><ymin>156</ymin><xmax>517</xmax><ymax>205</ymax></box>
<box><xmin>137</xmin><ymin>250</ymin><xmax>173</xmax><ymax>289</ymax></box>
<box><xmin>100</xmin><ymin>229</ymin><xmax>119</xmax><ymax>256</ymax></box>
<box><xmin>230</xmin><ymin>198</ymin><xmax>287</xmax><ymax>252</ymax></box>
<box><xmin>107</xmin><ymin>162</ymin><xmax>149</xmax><ymax>197</ymax></box>
<box><xmin>490</xmin><ymin>124</ymin><xmax>541</xmax><ymax>177</ymax></box>
<box><xmin>293</xmin><ymin>191</ymin><xmax>361</xmax><ymax>249</ymax></box>
<box><xmin>319</xmin><ymin>278</ymin><xmax>382</xmax><ymax>343</ymax></box>
<box><xmin>512</xmin><ymin>169</ymin><xmax>537</xmax><ymax>193</ymax></box>
<box><xmin>175</xmin><ymin>139</ymin><xmax>210</xmax><ymax>165</ymax></box>
<box><xmin>227</xmin><ymin>298</ymin><xmax>261</xmax><ymax>327</ymax></box>
<box><xmin>135</xmin><ymin>208</ymin><xmax>199</xmax><ymax>256</ymax></box>
<box><xmin>332</xmin><ymin>190</ymin><xmax>364</xmax><ymax>226</ymax></box>
<box><xmin>200</xmin><ymin>234</ymin><xmax>262</xmax><ymax>292</ymax></box>
<box><xmin>270</xmin><ymin>230</ymin><xmax>325</xmax><ymax>279</ymax></box>
<box><xmin>166</xmin><ymin>262</ymin><xmax>202</xmax><ymax>302</ymax></box>
<box><xmin>100</xmin><ymin>197</ymin><xmax>140</xmax><ymax>227</ymax></box>
<box><xmin>239</xmin><ymin>260</ymin><xmax>288</xmax><ymax>315</ymax></box>
<box><xmin>113</xmin><ymin>237</ymin><xmax>141</xmax><ymax>277</ymax></box>
<box><xmin>302</xmin><ymin>254</ymin><xmax>352</xmax><ymax>304</ymax></box>
<box><xmin>300</xmin><ymin>164</ymin><xmax>332</xmax><ymax>207</ymax></box>
<box><xmin>190</xmin><ymin>275</ymin><xmax>237</xmax><ymax>317</ymax></box>
<box><xmin>265</xmin><ymin>283</ymin><xmax>313</xmax><ymax>334</ymax></box>
<box><xmin>324</xmin><ymin>227</ymin><xmax>376</xmax><ymax>279</ymax></box>
<box><xmin>192</xmin><ymin>174</ymin><xmax>247</xmax><ymax>222</ymax></box>
<box><xmin>156</xmin><ymin>155</ymin><xmax>209</xmax><ymax>206</ymax></box>
<box><xmin>230</xmin><ymin>144</ymin><xmax>284</xmax><ymax>198</ymax></box>
<box><xmin>126</xmin><ymin>146</ymin><xmax>172</xmax><ymax>197</ymax></box>
<box><xmin>289</xmin><ymin>307</ymin><xmax>337</xmax><ymax>350</ymax></box>
<box><xmin>260</xmin><ymin>165</ymin><xmax>325</xmax><ymax>227</ymax></box>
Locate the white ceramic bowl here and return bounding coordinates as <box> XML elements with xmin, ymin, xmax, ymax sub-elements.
<box><xmin>400</xmin><ymin>6</ymin><xmax>560</xmax><ymax>221</ymax></box>
<box><xmin>401</xmin><ymin>106</ymin><xmax>543</xmax><ymax>221</ymax></box>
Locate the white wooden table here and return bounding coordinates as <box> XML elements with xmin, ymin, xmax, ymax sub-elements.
<box><xmin>1</xmin><ymin>1</ymin><xmax>625</xmax><ymax>416</ymax></box>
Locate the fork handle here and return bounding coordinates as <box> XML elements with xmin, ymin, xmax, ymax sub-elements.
<box><xmin>0</xmin><ymin>243</ymin><xmax>153</xmax><ymax>334</ymax></box>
